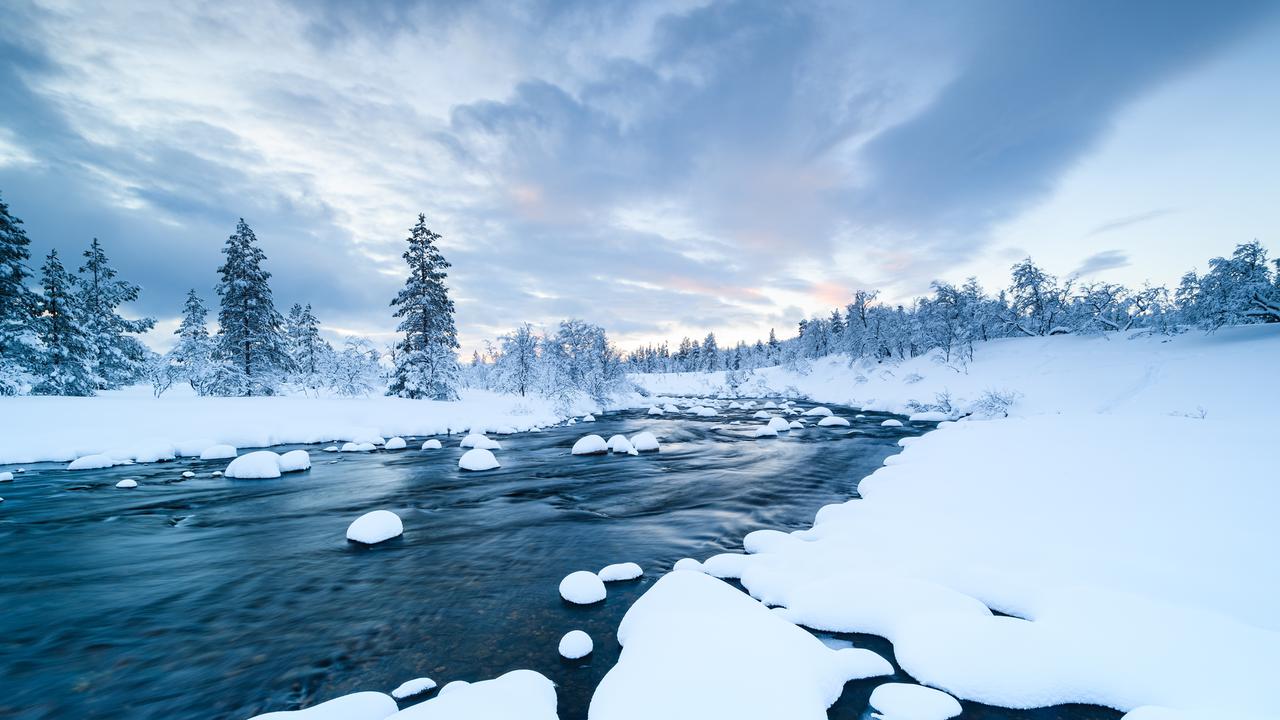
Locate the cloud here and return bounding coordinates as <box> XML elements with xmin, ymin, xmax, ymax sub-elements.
<box><xmin>1072</xmin><ymin>250</ymin><xmax>1131</xmax><ymax>277</ymax></box>
<box><xmin>1086</xmin><ymin>208</ymin><xmax>1177</xmax><ymax>238</ymax></box>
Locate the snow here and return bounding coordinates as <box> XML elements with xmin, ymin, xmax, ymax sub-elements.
<box><xmin>803</xmin><ymin>406</ymin><xmax>833</xmax><ymax>417</ymax></box>
<box><xmin>420</xmin><ymin>438</ymin><xmax>442</xmax><ymax>450</ymax></box>
<box><xmin>346</xmin><ymin>510</ymin><xmax>403</xmax><ymax>544</ymax></box>
<box><xmin>0</xmin><ymin>471</ymin><xmax>12</xmax><ymax>482</ymax></box>
<box><xmin>607</xmin><ymin>434</ymin><xmax>637</xmax><ymax>454</ymax></box>
<box><xmin>752</xmin><ymin>410</ymin><xmax>773</xmax><ymax>419</ymax></box>
<box><xmin>199</xmin><ymin>444</ymin><xmax>237</xmax><ymax>460</ymax></box>
<box><xmin>131</xmin><ymin>441</ymin><xmax>175</xmax><ymax>463</ymax></box>
<box><xmin>559</xmin><ymin>630</ymin><xmax>594</xmax><ymax>659</ymax></box>
<box><xmin>458</xmin><ymin>448</ymin><xmax>500</xmax><ymax>471</ymax></box>
<box><xmin>67</xmin><ymin>453</ymin><xmax>125</xmax><ymax>471</ymax></box>
<box><xmin>572</xmin><ymin>434</ymin><xmax>609</xmax><ymax>455</ymax></box>
<box><xmin>391</xmin><ymin>670</ymin><xmax>557</xmax><ymax>720</ymax></box>
<box><xmin>868</xmin><ymin>683</ymin><xmax>962</xmax><ymax>720</ymax></box>
<box><xmin>322</xmin><ymin>445</ymin><xmax>338</xmax><ymax>452</ymax></box>
<box><xmin>224</xmin><ymin>451</ymin><xmax>284</xmax><ymax>479</ymax></box>
<box><xmin>249</xmin><ymin>691</ymin><xmax>398</xmax><ymax>720</ymax></box>
<box><xmin>673</xmin><ymin>558</ymin><xmax>704</xmax><ymax>572</ymax></box>
<box><xmin>908</xmin><ymin>411</ymin><xmax>951</xmax><ymax>423</ymax></box>
<box><xmin>589</xmin><ymin>571</ymin><xmax>892</xmax><ymax>720</ymax></box>
<box><xmin>599</xmin><ymin>562</ymin><xmax>644</xmax><ymax>581</ymax></box>
<box><xmin>692</xmin><ymin>406</ymin><xmax>719</xmax><ymax>417</ymax></box>
<box><xmin>278</xmin><ymin>450</ymin><xmax>311</xmax><ymax>472</ymax></box>
<box><xmin>583</xmin><ymin>414</ymin><xmax>596</xmax><ymax>422</ymax></box>
<box><xmin>817</xmin><ymin>416</ymin><xmax>850</xmax><ymax>427</ymax></box>
<box><xmin>880</xmin><ymin>419</ymin><xmax>903</xmax><ymax>427</ymax></box>
<box><xmin>788</xmin><ymin>420</ymin><xmax>804</xmax><ymax>430</ymax></box>
<box><xmin>560</xmin><ymin>570</ymin><xmax>607</xmax><ymax>604</ymax></box>
<box><xmin>459</xmin><ymin>433</ymin><xmax>501</xmax><ymax>450</ymax></box>
<box><xmin>647</xmin><ymin>406</ymin><xmax>664</xmax><ymax>415</ymax></box>
<box><xmin>384</xmin><ymin>437</ymin><xmax>407</xmax><ymax>450</ymax></box>
<box><xmin>767</xmin><ymin>417</ymin><xmax>790</xmax><ymax>432</ymax></box>
<box><xmin>752</xmin><ymin>426</ymin><xmax>778</xmax><ymax>438</ymax></box>
<box><xmin>340</xmin><ymin>442</ymin><xmax>376</xmax><ymax>452</ymax></box>
<box><xmin>391</xmin><ymin>678</ymin><xmax>437</xmax><ymax>699</ymax></box>
<box><xmin>662</xmin><ymin>403</ymin><xmax>680</xmax><ymax>413</ymax></box>
<box><xmin>181</xmin><ymin>470</ymin><xmax>195</xmax><ymax>478</ymax></box>
<box><xmin>115</xmin><ymin>478</ymin><xmax>137</xmax><ymax>488</ymax></box>
<box><xmin>630</xmin><ymin>432</ymin><xmax>660</xmax><ymax>452</ymax></box>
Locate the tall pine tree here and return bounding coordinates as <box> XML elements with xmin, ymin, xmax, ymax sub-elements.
<box><xmin>77</xmin><ymin>238</ymin><xmax>156</xmax><ymax>389</ymax></box>
<box><xmin>0</xmin><ymin>192</ymin><xmax>41</xmax><ymax>394</ymax></box>
<box><xmin>169</xmin><ymin>289</ymin><xmax>215</xmax><ymax>394</ymax></box>
<box><xmin>32</xmin><ymin>249</ymin><xmax>94</xmax><ymax>396</ymax></box>
<box><xmin>389</xmin><ymin>214</ymin><xmax>459</xmax><ymax>400</ymax></box>
<box><xmin>213</xmin><ymin>219</ymin><xmax>290</xmax><ymax>396</ymax></box>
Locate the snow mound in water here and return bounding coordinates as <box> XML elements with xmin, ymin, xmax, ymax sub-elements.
<box><xmin>881</xmin><ymin>418</ymin><xmax>904</xmax><ymax>427</ymax></box>
<box><xmin>0</xmin><ymin>471</ymin><xmax>12</xmax><ymax>482</ymax></box>
<box><xmin>647</xmin><ymin>406</ymin><xmax>664</xmax><ymax>415</ymax></box>
<box><xmin>662</xmin><ymin>404</ymin><xmax>680</xmax><ymax>413</ymax></box>
<box><xmin>460</xmin><ymin>433</ymin><xmax>501</xmax><ymax>450</ymax></box>
<box><xmin>322</xmin><ymin>445</ymin><xmax>338</xmax><ymax>452</ymax></box>
<box><xmin>420</xmin><ymin>438</ymin><xmax>443</xmax><ymax>450</ymax></box>
<box><xmin>818</xmin><ymin>416</ymin><xmax>850</xmax><ymax>427</ymax></box>
<box><xmin>249</xmin><ymin>691</ymin><xmax>397</xmax><ymax>719</ymax></box>
<box><xmin>673</xmin><ymin>558</ymin><xmax>704</xmax><ymax>572</ymax></box>
<box><xmin>340</xmin><ymin>442</ymin><xmax>376</xmax><ymax>452</ymax></box>
<box><xmin>753</xmin><ymin>426</ymin><xmax>778</xmax><ymax>438</ymax></box>
<box><xmin>692</xmin><ymin>406</ymin><xmax>718</xmax><ymax>417</ymax></box>
<box><xmin>346</xmin><ymin>510</ymin><xmax>403</xmax><ymax>544</ymax></box>
<box><xmin>631</xmin><ymin>432</ymin><xmax>660</xmax><ymax>452</ymax></box>
<box><xmin>384</xmin><ymin>437</ymin><xmax>407</xmax><ymax>450</ymax></box>
<box><xmin>560</xmin><ymin>630</ymin><xmax>593</xmax><ymax>659</ymax></box>
<box><xmin>224</xmin><ymin>451</ymin><xmax>282</xmax><ymax>479</ymax></box>
<box><xmin>560</xmin><ymin>570</ymin><xmax>607</xmax><ymax>604</ymax></box>
<box><xmin>200</xmin><ymin>444</ymin><xmax>237</xmax><ymax>460</ymax></box>
<box><xmin>752</xmin><ymin>410</ymin><xmax>773</xmax><ymax>419</ymax></box>
<box><xmin>391</xmin><ymin>677</ymin><xmax>437</xmax><ymax>699</ymax></box>
<box><xmin>583</xmin><ymin>414</ymin><xmax>596</xmax><ymax>422</ymax></box>
<box><xmin>803</xmin><ymin>406</ymin><xmax>833</xmax><ymax>417</ymax></box>
<box><xmin>459</xmin><ymin>448</ymin><xmax>500</xmax><ymax>471</ymax></box>
<box><xmin>869</xmin><ymin>683</ymin><xmax>962</xmax><ymax>720</ymax></box>
<box><xmin>599</xmin><ymin>562</ymin><xmax>643</xmax><ymax>581</ymax></box>
<box><xmin>572</xmin><ymin>435</ymin><xmax>609</xmax><ymax>455</ymax></box>
<box><xmin>590</xmin><ymin>571</ymin><xmax>892</xmax><ymax>720</ymax></box>
<box><xmin>762</xmin><ymin>401</ymin><xmax>778</xmax><ymax>409</ymax></box>
<box><xmin>115</xmin><ymin>478</ymin><xmax>138</xmax><ymax>488</ymax></box>
<box><xmin>767</xmin><ymin>417</ymin><xmax>790</xmax><ymax>432</ymax></box>
<box><xmin>349</xmin><ymin>432</ymin><xmax>385</xmax><ymax>446</ymax></box>
<box><xmin>131</xmin><ymin>440</ymin><xmax>176</xmax><ymax>463</ymax></box>
<box><xmin>607</xmin><ymin>435</ymin><xmax>637</xmax><ymax>454</ymax></box>
<box><xmin>788</xmin><ymin>420</ymin><xmax>804</xmax><ymax>429</ymax></box>
<box><xmin>181</xmin><ymin>470</ymin><xmax>195</xmax><ymax>478</ymax></box>
<box><xmin>68</xmin><ymin>454</ymin><xmax>126</xmax><ymax>471</ymax></box>
<box><xmin>402</xmin><ymin>670</ymin><xmax>557</xmax><ymax>719</ymax></box>
<box><xmin>279</xmin><ymin>450</ymin><xmax>311</xmax><ymax>472</ymax></box>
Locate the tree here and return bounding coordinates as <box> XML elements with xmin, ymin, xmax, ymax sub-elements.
<box><xmin>329</xmin><ymin>337</ymin><xmax>383</xmax><ymax>396</ymax></box>
<box><xmin>1005</xmin><ymin>258</ymin><xmax>1071</xmax><ymax>336</ymax></box>
<box><xmin>212</xmin><ymin>219</ymin><xmax>291</xmax><ymax>395</ymax></box>
<box><xmin>169</xmin><ymin>289</ymin><xmax>215</xmax><ymax>394</ymax></box>
<box><xmin>388</xmin><ymin>214</ymin><xmax>460</xmax><ymax>400</ymax></box>
<box><xmin>702</xmin><ymin>332</ymin><xmax>719</xmax><ymax>371</ymax></box>
<box><xmin>77</xmin><ymin>238</ymin><xmax>155</xmax><ymax>389</ymax></box>
<box><xmin>32</xmin><ymin>250</ymin><xmax>94</xmax><ymax>395</ymax></box>
<box><xmin>0</xmin><ymin>192</ymin><xmax>40</xmax><ymax>394</ymax></box>
<box><xmin>285</xmin><ymin>303</ymin><xmax>332</xmax><ymax>392</ymax></box>
<box><xmin>493</xmin><ymin>323</ymin><xmax>539</xmax><ymax>396</ymax></box>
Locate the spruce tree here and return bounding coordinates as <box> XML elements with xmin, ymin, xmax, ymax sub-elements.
<box><xmin>0</xmin><ymin>193</ymin><xmax>40</xmax><ymax>394</ymax></box>
<box><xmin>389</xmin><ymin>214</ymin><xmax>460</xmax><ymax>400</ymax></box>
<box><xmin>77</xmin><ymin>238</ymin><xmax>156</xmax><ymax>389</ymax></box>
<box><xmin>170</xmin><ymin>289</ymin><xmax>214</xmax><ymax>394</ymax></box>
<box><xmin>213</xmin><ymin>219</ymin><xmax>290</xmax><ymax>395</ymax></box>
<box><xmin>32</xmin><ymin>249</ymin><xmax>95</xmax><ymax>395</ymax></box>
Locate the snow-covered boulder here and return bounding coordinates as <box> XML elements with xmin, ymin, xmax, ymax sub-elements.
<box><xmin>647</xmin><ymin>406</ymin><xmax>664</xmax><ymax>415</ymax></box>
<box><xmin>384</xmin><ymin>437</ymin><xmax>407</xmax><ymax>450</ymax></box>
<box><xmin>349</xmin><ymin>433</ymin><xmax>385</xmax><ymax>446</ymax></box>
<box><xmin>200</xmin><ymin>444</ymin><xmax>237</xmax><ymax>460</ymax></box>
<box><xmin>115</xmin><ymin>478</ymin><xmax>138</xmax><ymax>489</ymax></box>
<box><xmin>803</xmin><ymin>406</ymin><xmax>833</xmax><ymax>417</ymax></box>
<box><xmin>752</xmin><ymin>410</ymin><xmax>773</xmax><ymax>419</ymax></box>
<box><xmin>68</xmin><ymin>454</ymin><xmax>124</xmax><ymax>471</ymax></box>
<box><xmin>818</xmin><ymin>416</ymin><xmax>851</xmax><ymax>427</ymax></box>
<box><xmin>572</xmin><ymin>435</ymin><xmax>609</xmax><ymax>455</ymax></box>
<box><xmin>662</xmin><ymin>403</ymin><xmax>680</xmax><ymax>413</ymax></box>
<box><xmin>397</xmin><ymin>670</ymin><xmax>556</xmax><ymax>719</ymax></box>
<box><xmin>599</xmin><ymin>562</ymin><xmax>643</xmax><ymax>581</ymax></box>
<box><xmin>762</xmin><ymin>401</ymin><xmax>778</xmax><ymax>409</ymax></box>
<box><xmin>868</xmin><ymin>683</ymin><xmax>962</xmax><ymax>720</ymax></box>
<box><xmin>855</xmin><ymin>414</ymin><xmax>867</xmax><ymax>419</ymax></box>
<box><xmin>340</xmin><ymin>442</ymin><xmax>376</xmax><ymax>452</ymax></box>
<box><xmin>788</xmin><ymin>420</ymin><xmax>804</xmax><ymax>430</ymax></box>
<box><xmin>322</xmin><ymin>445</ymin><xmax>339</xmax><ymax>452</ymax></box>
<box><xmin>279</xmin><ymin>450</ymin><xmax>311</xmax><ymax>473</ymax></box>
<box><xmin>673</xmin><ymin>558</ymin><xmax>704</xmax><ymax>572</ymax></box>
<box><xmin>607</xmin><ymin>435</ymin><xmax>637</xmax><ymax>454</ymax></box>
<box><xmin>224</xmin><ymin>451</ymin><xmax>283</xmax><ymax>479</ymax></box>
<box><xmin>346</xmin><ymin>510</ymin><xmax>403</xmax><ymax>544</ymax></box>
<box><xmin>392</xmin><ymin>677</ymin><xmax>437</xmax><ymax>700</ymax></box>
<box><xmin>460</xmin><ymin>433</ymin><xmax>501</xmax><ymax>450</ymax></box>
<box><xmin>459</xmin><ymin>448</ymin><xmax>500</xmax><ymax>472</ymax></box>
<box><xmin>249</xmin><ymin>691</ymin><xmax>397</xmax><ymax>720</ymax></box>
<box><xmin>631</xmin><ymin>432</ymin><xmax>660</xmax><ymax>452</ymax></box>
<box><xmin>420</xmin><ymin>438</ymin><xmax>443</xmax><ymax>450</ymax></box>
<box><xmin>753</xmin><ymin>426</ymin><xmax>778</xmax><ymax>438</ymax></box>
<box><xmin>181</xmin><ymin>470</ymin><xmax>195</xmax><ymax>478</ymax></box>
<box><xmin>0</xmin><ymin>471</ymin><xmax>12</xmax><ymax>482</ymax></box>
<box><xmin>559</xmin><ymin>570</ymin><xmax>607</xmax><ymax>604</ymax></box>
<box><xmin>767</xmin><ymin>417</ymin><xmax>790</xmax><ymax>432</ymax></box>
<box><xmin>583</xmin><ymin>414</ymin><xmax>596</xmax><ymax>422</ymax></box>
<box><xmin>692</xmin><ymin>406</ymin><xmax>718</xmax><ymax>417</ymax></box>
<box><xmin>211</xmin><ymin>471</ymin><xmax>223</xmax><ymax>477</ymax></box>
<box><xmin>559</xmin><ymin>630</ymin><xmax>593</xmax><ymax>659</ymax></box>
<box><xmin>881</xmin><ymin>418</ymin><xmax>904</xmax><ymax>427</ymax></box>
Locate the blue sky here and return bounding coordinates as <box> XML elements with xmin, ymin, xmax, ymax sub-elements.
<box><xmin>2</xmin><ymin>0</ymin><xmax>1277</xmax><ymax>353</ymax></box>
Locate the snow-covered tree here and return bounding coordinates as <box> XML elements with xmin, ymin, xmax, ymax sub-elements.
<box><xmin>212</xmin><ymin>219</ymin><xmax>290</xmax><ymax>396</ymax></box>
<box><xmin>329</xmin><ymin>337</ymin><xmax>383</xmax><ymax>396</ymax></box>
<box><xmin>76</xmin><ymin>238</ymin><xmax>155</xmax><ymax>389</ymax></box>
<box><xmin>389</xmin><ymin>214</ymin><xmax>460</xmax><ymax>400</ymax></box>
<box><xmin>1004</xmin><ymin>258</ymin><xmax>1072</xmax><ymax>336</ymax></box>
<box><xmin>0</xmin><ymin>193</ymin><xmax>40</xmax><ymax>394</ymax></box>
<box><xmin>32</xmin><ymin>250</ymin><xmax>95</xmax><ymax>396</ymax></box>
<box><xmin>168</xmin><ymin>289</ymin><xmax>216</xmax><ymax>394</ymax></box>
<box><xmin>702</xmin><ymin>332</ymin><xmax>719</xmax><ymax>371</ymax></box>
<box><xmin>492</xmin><ymin>323</ymin><xmax>540</xmax><ymax>396</ymax></box>
<box><xmin>285</xmin><ymin>303</ymin><xmax>333</xmax><ymax>392</ymax></box>
<box><xmin>543</xmin><ymin>319</ymin><xmax>624</xmax><ymax>403</ymax></box>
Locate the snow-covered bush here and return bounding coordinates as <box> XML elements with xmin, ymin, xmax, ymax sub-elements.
<box><xmin>973</xmin><ymin>388</ymin><xmax>1021</xmax><ymax>418</ymax></box>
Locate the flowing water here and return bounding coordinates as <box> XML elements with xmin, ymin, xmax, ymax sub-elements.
<box><xmin>0</xmin><ymin>402</ymin><xmax>1119</xmax><ymax>720</ymax></box>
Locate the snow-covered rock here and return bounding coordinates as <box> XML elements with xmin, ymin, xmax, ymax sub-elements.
<box><xmin>211</xmin><ymin>471</ymin><xmax>223</xmax><ymax>477</ymax></box>
<box><xmin>459</xmin><ymin>448</ymin><xmax>500</xmax><ymax>471</ymax></box>
<box><xmin>599</xmin><ymin>562</ymin><xmax>643</xmax><ymax>581</ymax></box>
<box><xmin>817</xmin><ymin>416</ymin><xmax>850</xmax><ymax>427</ymax></box>
<box><xmin>803</xmin><ymin>406</ymin><xmax>833</xmax><ymax>417</ymax></box>
<box><xmin>349</xmin><ymin>433</ymin><xmax>385</xmax><ymax>446</ymax></box>
<box><xmin>322</xmin><ymin>445</ymin><xmax>339</xmax><ymax>452</ymax></box>
<box><xmin>279</xmin><ymin>450</ymin><xmax>311</xmax><ymax>472</ymax></box>
<box><xmin>647</xmin><ymin>406</ymin><xmax>664</xmax><ymax>415</ymax></box>
<box><xmin>249</xmin><ymin>692</ymin><xmax>397</xmax><ymax>720</ymax></box>
<box><xmin>630</xmin><ymin>432</ymin><xmax>660</xmax><ymax>452</ymax></box>
<box><xmin>583</xmin><ymin>414</ymin><xmax>596</xmax><ymax>422</ymax></box>
<box><xmin>181</xmin><ymin>470</ymin><xmax>195</xmax><ymax>478</ymax></box>
<box><xmin>868</xmin><ymin>683</ymin><xmax>962</xmax><ymax>720</ymax></box>
<box><xmin>459</xmin><ymin>433</ymin><xmax>501</xmax><ymax>450</ymax></box>
<box><xmin>391</xmin><ymin>677</ymin><xmax>437</xmax><ymax>700</ymax></box>
<box><xmin>752</xmin><ymin>410</ymin><xmax>773</xmax><ymax>419</ymax></box>
<box><xmin>200</xmin><ymin>444</ymin><xmax>237</xmax><ymax>460</ymax></box>
<box><xmin>115</xmin><ymin>478</ymin><xmax>138</xmax><ymax>488</ymax></box>
<box><xmin>607</xmin><ymin>435</ymin><xmax>637</xmax><ymax>454</ymax></box>
<box><xmin>346</xmin><ymin>510</ymin><xmax>403</xmax><ymax>544</ymax></box>
<box><xmin>560</xmin><ymin>570</ymin><xmax>607</xmax><ymax>604</ymax></box>
<box><xmin>788</xmin><ymin>420</ymin><xmax>804</xmax><ymax>429</ymax></box>
<box><xmin>662</xmin><ymin>404</ymin><xmax>680</xmax><ymax>413</ymax></box>
<box><xmin>340</xmin><ymin>442</ymin><xmax>376</xmax><ymax>452</ymax></box>
<box><xmin>420</xmin><ymin>438</ymin><xmax>443</xmax><ymax>450</ymax></box>
<box><xmin>881</xmin><ymin>419</ymin><xmax>904</xmax><ymax>427</ymax></box>
<box><xmin>753</xmin><ymin>426</ymin><xmax>778</xmax><ymax>438</ymax></box>
<box><xmin>224</xmin><ymin>451</ymin><xmax>283</xmax><ymax>479</ymax></box>
<box><xmin>762</xmin><ymin>401</ymin><xmax>778</xmax><ymax>409</ymax></box>
<box><xmin>692</xmin><ymin>406</ymin><xmax>718</xmax><ymax>417</ymax></box>
<box><xmin>68</xmin><ymin>454</ymin><xmax>124</xmax><ymax>471</ymax></box>
<box><xmin>572</xmin><ymin>435</ymin><xmax>609</xmax><ymax>455</ymax></box>
<box><xmin>0</xmin><ymin>471</ymin><xmax>12</xmax><ymax>482</ymax></box>
<box><xmin>384</xmin><ymin>437</ymin><xmax>407</xmax><ymax>450</ymax></box>
<box><xmin>393</xmin><ymin>670</ymin><xmax>556</xmax><ymax>719</ymax></box>
<box><xmin>767</xmin><ymin>417</ymin><xmax>790</xmax><ymax>432</ymax></box>
<box><xmin>559</xmin><ymin>630</ymin><xmax>593</xmax><ymax>659</ymax></box>
<box><xmin>673</xmin><ymin>558</ymin><xmax>704</xmax><ymax>572</ymax></box>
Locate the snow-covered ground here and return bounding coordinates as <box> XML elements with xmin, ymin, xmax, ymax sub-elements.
<box><xmin>0</xmin><ymin>386</ymin><xmax>628</xmax><ymax>466</ymax></box>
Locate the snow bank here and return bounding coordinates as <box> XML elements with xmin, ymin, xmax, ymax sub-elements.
<box><xmin>560</xmin><ymin>570</ymin><xmax>607</xmax><ymax>604</ymax></box>
<box><xmin>67</xmin><ymin>454</ymin><xmax>125</xmax><ymax>471</ymax></box>
<box><xmin>115</xmin><ymin>478</ymin><xmax>137</xmax><ymax>488</ymax></box>
<box><xmin>599</xmin><ymin>562</ymin><xmax>643</xmax><ymax>582</ymax></box>
<box><xmin>278</xmin><ymin>450</ymin><xmax>311</xmax><ymax>473</ymax></box>
<box><xmin>346</xmin><ymin>510</ymin><xmax>403</xmax><ymax>544</ymax></box>
<box><xmin>199</xmin><ymin>444</ymin><xmax>237</xmax><ymax>460</ymax></box>
<box><xmin>559</xmin><ymin>630</ymin><xmax>593</xmax><ymax>659</ymax></box>
<box><xmin>818</xmin><ymin>416</ymin><xmax>850</xmax><ymax>427</ymax></box>
<box><xmin>392</xmin><ymin>670</ymin><xmax>556</xmax><ymax>720</ymax></box>
<box><xmin>630</xmin><ymin>432</ymin><xmax>660</xmax><ymax>452</ymax></box>
<box><xmin>391</xmin><ymin>678</ymin><xmax>436</xmax><ymax>700</ymax></box>
<box><xmin>869</xmin><ymin>683</ymin><xmax>961</xmax><ymax>720</ymax></box>
<box><xmin>458</xmin><ymin>448</ymin><xmax>500</xmax><ymax>472</ymax></box>
<box><xmin>249</xmin><ymin>691</ymin><xmax>398</xmax><ymax>720</ymax></box>
<box><xmin>420</xmin><ymin>439</ymin><xmax>442</xmax><ymax>450</ymax></box>
<box><xmin>590</xmin><ymin>571</ymin><xmax>892</xmax><ymax>719</ymax></box>
<box><xmin>572</xmin><ymin>435</ymin><xmax>609</xmax><ymax>455</ymax></box>
<box><xmin>384</xmin><ymin>437</ymin><xmax>407</xmax><ymax>450</ymax></box>
<box><xmin>224</xmin><ymin>451</ymin><xmax>283</xmax><ymax>479</ymax></box>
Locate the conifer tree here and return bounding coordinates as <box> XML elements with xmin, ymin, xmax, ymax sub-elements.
<box><xmin>170</xmin><ymin>289</ymin><xmax>215</xmax><ymax>394</ymax></box>
<box><xmin>77</xmin><ymin>238</ymin><xmax>155</xmax><ymax>389</ymax></box>
<box><xmin>213</xmin><ymin>219</ymin><xmax>290</xmax><ymax>395</ymax></box>
<box><xmin>0</xmin><ymin>192</ymin><xmax>40</xmax><ymax>393</ymax></box>
<box><xmin>389</xmin><ymin>214</ymin><xmax>460</xmax><ymax>400</ymax></box>
<box><xmin>32</xmin><ymin>249</ymin><xmax>94</xmax><ymax>395</ymax></box>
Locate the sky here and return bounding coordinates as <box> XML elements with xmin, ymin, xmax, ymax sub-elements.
<box><xmin>2</xmin><ymin>0</ymin><xmax>1278</xmax><ymax>354</ymax></box>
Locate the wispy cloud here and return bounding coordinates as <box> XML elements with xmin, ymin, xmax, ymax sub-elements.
<box><xmin>1072</xmin><ymin>249</ymin><xmax>1131</xmax><ymax>277</ymax></box>
<box><xmin>1086</xmin><ymin>208</ymin><xmax>1177</xmax><ymax>238</ymax></box>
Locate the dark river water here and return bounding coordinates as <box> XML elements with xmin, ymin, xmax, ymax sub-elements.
<box><xmin>0</xmin><ymin>401</ymin><xmax>1120</xmax><ymax>720</ymax></box>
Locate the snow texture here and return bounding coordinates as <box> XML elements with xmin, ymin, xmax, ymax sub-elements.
<box><xmin>560</xmin><ymin>570</ymin><xmax>607</xmax><ymax>604</ymax></box>
<box><xmin>200</xmin><ymin>444</ymin><xmax>237</xmax><ymax>460</ymax></box>
<box><xmin>346</xmin><ymin>510</ymin><xmax>403</xmax><ymax>545</ymax></box>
